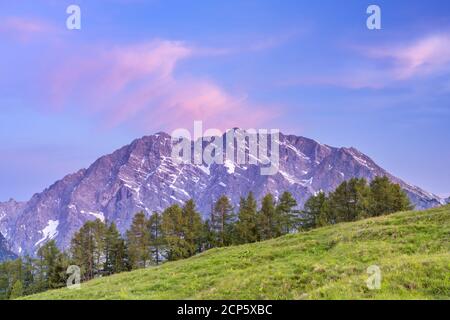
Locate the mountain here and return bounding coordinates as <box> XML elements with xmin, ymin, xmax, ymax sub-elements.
<box><xmin>0</xmin><ymin>232</ymin><xmax>16</xmax><ymax>262</ymax></box>
<box><xmin>0</xmin><ymin>130</ymin><xmax>443</xmax><ymax>256</ymax></box>
<box><xmin>24</xmin><ymin>205</ymin><xmax>450</xmax><ymax>300</ymax></box>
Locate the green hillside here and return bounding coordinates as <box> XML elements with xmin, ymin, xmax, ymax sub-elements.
<box><xmin>25</xmin><ymin>206</ymin><xmax>450</xmax><ymax>300</ymax></box>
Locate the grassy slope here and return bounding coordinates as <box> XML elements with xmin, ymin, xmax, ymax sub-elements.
<box><xmin>26</xmin><ymin>206</ymin><xmax>450</xmax><ymax>300</ymax></box>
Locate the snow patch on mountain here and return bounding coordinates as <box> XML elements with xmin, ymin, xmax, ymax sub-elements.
<box><xmin>35</xmin><ymin>220</ymin><xmax>59</xmax><ymax>247</ymax></box>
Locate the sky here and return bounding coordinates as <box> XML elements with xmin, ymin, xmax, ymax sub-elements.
<box><xmin>0</xmin><ymin>0</ymin><xmax>449</xmax><ymax>201</ymax></box>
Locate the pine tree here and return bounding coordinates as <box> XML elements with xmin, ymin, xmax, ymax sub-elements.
<box><xmin>161</xmin><ymin>204</ymin><xmax>188</xmax><ymax>260</ymax></box>
<box><xmin>303</xmin><ymin>191</ymin><xmax>332</xmax><ymax>228</ymax></box>
<box><xmin>258</xmin><ymin>193</ymin><xmax>278</xmax><ymax>240</ymax></box>
<box><xmin>36</xmin><ymin>240</ymin><xmax>66</xmax><ymax>290</ymax></box>
<box><xmin>70</xmin><ymin>219</ymin><xmax>106</xmax><ymax>281</ymax></box>
<box><xmin>148</xmin><ymin>211</ymin><xmax>164</xmax><ymax>265</ymax></box>
<box><xmin>369</xmin><ymin>176</ymin><xmax>413</xmax><ymax>216</ymax></box>
<box><xmin>211</xmin><ymin>195</ymin><xmax>235</xmax><ymax>246</ymax></box>
<box><xmin>200</xmin><ymin>219</ymin><xmax>216</xmax><ymax>250</ymax></box>
<box><xmin>329</xmin><ymin>178</ymin><xmax>370</xmax><ymax>222</ymax></box>
<box><xmin>126</xmin><ymin>212</ymin><xmax>151</xmax><ymax>269</ymax></box>
<box><xmin>9</xmin><ymin>280</ymin><xmax>23</xmax><ymax>299</ymax></box>
<box><xmin>182</xmin><ymin>199</ymin><xmax>204</xmax><ymax>256</ymax></box>
<box><xmin>104</xmin><ymin>222</ymin><xmax>129</xmax><ymax>275</ymax></box>
<box><xmin>22</xmin><ymin>255</ymin><xmax>36</xmax><ymax>296</ymax></box>
<box><xmin>276</xmin><ymin>191</ymin><xmax>299</xmax><ymax>234</ymax></box>
<box><xmin>235</xmin><ymin>192</ymin><xmax>259</xmax><ymax>244</ymax></box>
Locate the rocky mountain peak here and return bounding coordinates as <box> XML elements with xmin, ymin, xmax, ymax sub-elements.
<box><xmin>0</xmin><ymin>130</ymin><xmax>443</xmax><ymax>256</ymax></box>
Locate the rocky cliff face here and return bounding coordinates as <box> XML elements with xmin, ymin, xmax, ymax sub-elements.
<box><xmin>0</xmin><ymin>131</ymin><xmax>443</xmax><ymax>256</ymax></box>
<box><xmin>0</xmin><ymin>232</ymin><xmax>16</xmax><ymax>262</ymax></box>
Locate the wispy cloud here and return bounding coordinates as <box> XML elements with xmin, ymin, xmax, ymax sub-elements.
<box><xmin>0</xmin><ymin>16</ymin><xmax>55</xmax><ymax>42</ymax></box>
<box><xmin>45</xmin><ymin>39</ymin><xmax>277</xmax><ymax>131</ymax></box>
<box><xmin>363</xmin><ymin>34</ymin><xmax>450</xmax><ymax>80</ymax></box>
<box><xmin>283</xmin><ymin>33</ymin><xmax>450</xmax><ymax>90</ymax></box>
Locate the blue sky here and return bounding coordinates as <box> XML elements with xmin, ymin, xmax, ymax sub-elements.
<box><xmin>0</xmin><ymin>0</ymin><xmax>449</xmax><ymax>200</ymax></box>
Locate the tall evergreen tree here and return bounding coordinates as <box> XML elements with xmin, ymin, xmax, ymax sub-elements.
<box><xmin>211</xmin><ymin>195</ymin><xmax>235</xmax><ymax>246</ymax></box>
<box><xmin>148</xmin><ymin>211</ymin><xmax>164</xmax><ymax>265</ymax></box>
<box><xmin>9</xmin><ymin>280</ymin><xmax>23</xmax><ymax>300</ymax></box>
<box><xmin>369</xmin><ymin>176</ymin><xmax>413</xmax><ymax>216</ymax></box>
<box><xmin>22</xmin><ymin>255</ymin><xmax>36</xmax><ymax>296</ymax></box>
<box><xmin>70</xmin><ymin>219</ymin><xmax>106</xmax><ymax>281</ymax></box>
<box><xmin>200</xmin><ymin>219</ymin><xmax>216</xmax><ymax>251</ymax></box>
<box><xmin>182</xmin><ymin>199</ymin><xmax>204</xmax><ymax>256</ymax></box>
<box><xmin>104</xmin><ymin>222</ymin><xmax>129</xmax><ymax>275</ymax></box>
<box><xmin>302</xmin><ymin>191</ymin><xmax>331</xmax><ymax>229</ymax></box>
<box><xmin>36</xmin><ymin>240</ymin><xmax>67</xmax><ymax>290</ymax></box>
<box><xmin>126</xmin><ymin>212</ymin><xmax>151</xmax><ymax>269</ymax></box>
<box><xmin>258</xmin><ymin>193</ymin><xmax>278</xmax><ymax>240</ymax></box>
<box><xmin>161</xmin><ymin>204</ymin><xmax>188</xmax><ymax>260</ymax></box>
<box><xmin>276</xmin><ymin>191</ymin><xmax>299</xmax><ymax>234</ymax></box>
<box><xmin>235</xmin><ymin>192</ymin><xmax>259</xmax><ymax>244</ymax></box>
<box><xmin>329</xmin><ymin>178</ymin><xmax>370</xmax><ymax>222</ymax></box>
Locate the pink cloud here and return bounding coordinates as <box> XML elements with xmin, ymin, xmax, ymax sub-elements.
<box><xmin>284</xmin><ymin>33</ymin><xmax>450</xmax><ymax>90</ymax></box>
<box><xmin>364</xmin><ymin>34</ymin><xmax>450</xmax><ymax>80</ymax></box>
<box><xmin>0</xmin><ymin>17</ymin><xmax>55</xmax><ymax>42</ymax></box>
<box><xmin>45</xmin><ymin>40</ymin><xmax>276</xmax><ymax>132</ymax></box>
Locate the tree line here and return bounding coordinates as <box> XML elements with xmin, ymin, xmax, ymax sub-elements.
<box><xmin>0</xmin><ymin>176</ymin><xmax>411</xmax><ymax>299</ymax></box>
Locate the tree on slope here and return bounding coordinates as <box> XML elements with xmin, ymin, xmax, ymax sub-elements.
<box><xmin>276</xmin><ymin>191</ymin><xmax>299</xmax><ymax>235</ymax></box>
<box><xmin>126</xmin><ymin>212</ymin><xmax>151</xmax><ymax>269</ymax></box>
<box><xmin>329</xmin><ymin>178</ymin><xmax>370</xmax><ymax>222</ymax></box>
<box><xmin>161</xmin><ymin>204</ymin><xmax>187</xmax><ymax>261</ymax></box>
<box><xmin>211</xmin><ymin>195</ymin><xmax>235</xmax><ymax>246</ymax></box>
<box><xmin>235</xmin><ymin>192</ymin><xmax>259</xmax><ymax>244</ymax></box>
<box><xmin>302</xmin><ymin>191</ymin><xmax>331</xmax><ymax>229</ymax></box>
<box><xmin>148</xmin><ymin>211</ymin><xmax>163</xmax><ymax>265</ymax></box>
<box><xmin>258</xmin><ymin>193</ymin><xmax>278</xmax><ymax>240</ymax></box>
<box><xmin>104</xmin><ymin>222</ymin><xmax>129</xmax><ymax>275</ymax></box>
<box><xmin>71</xmin><ymin>219</ymin><xmax>107</xmax><ymax>281</ymax></box>
<box><xmin>369</xmin><ymin>176</ymin><xmax>413</xmax><ymax>216</ymax></box>
<box><xmin>182</xmin><ymin>199</ymin><xmax>204</xmax><ymax>256</ymax></box>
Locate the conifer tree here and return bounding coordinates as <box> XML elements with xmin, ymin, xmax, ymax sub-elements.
<box><xmin>302</xmin><ymin>191</ymin><xmax>331</xmax><ymax>229</ymax></box>
<box><xmin>148</xmin><ymin>211</ymin><xmax>163</xmax><ymax>265</ymax></box>
<box><xmin>369</xmin><ymin>176</ymin><xmax>413</xmax><ymax>216</ymax></box>
<box><xmin>126</xmin><ymin>212</ymin><xmax>151</xmax><ymax>269</ymax></box>
<box><xmin>70</xmin><ymin>219</ymin><xmax>106</xmax><ymax>280</ymax></box>
<box><xmin>258</xmin><ymin>193</ymin><xmax>278</xmax><ymax>240</ymax></box>
<box><xmin>104</xmin><ymin>222</ymin><xmax>129</xmax><ymax>275</ymax></box>
<box><xmin>182</xmin><ymin>199</ymin><xmax>204</xmax><ymax>256</ymax></box>
<box><xmin>235</xmin><ymin>192</ymin><xmax>259</xmax><ymax>244</ymax></box>
<box><xmin>161</xmin><ymin>204</ymin><xmax>187</xmax><ymax>260</ymax></box>
<box><xmin>329</xmin><ymin>178</ymin><xmax>370</xmax><ymax>222</ymax></box>
<box><xmin>36</xmin><ymin>240</ymin><xmax>67</xmax><ymax>290</ymax></box>
<box><xmin>276</xmin><ymin>191</ymin><xmax>299</xmax><ymax>234</ymax></box>
<box><xmin>200</xmin><ymin>219</ymin><xmax>216</xmax><ymax>250</ymax></box>
<box><xmin>9</xmin><ymin>280</ymin><xmax>23</xmax><ymax>300</ymax></box>
<box><xmin>211</xmin><ymin>195</ymin><xmax>235</xmax><ymax>246</ymax></box>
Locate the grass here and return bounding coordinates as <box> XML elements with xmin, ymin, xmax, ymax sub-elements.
<box><xmin>25</xmin><ymin>206</ymin><xmax>450</xmax><ymax>300</ymax></box>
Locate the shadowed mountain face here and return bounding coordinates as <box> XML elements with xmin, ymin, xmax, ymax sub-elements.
<box><xmin>0</xmin><ymin>131</ymin><xmax>443</xmax><ymax>256</ymax></box>
<box><xmin>0</xmin><ymin>232</ymin><xmax>16</xmax><ymax>262</ymax></box>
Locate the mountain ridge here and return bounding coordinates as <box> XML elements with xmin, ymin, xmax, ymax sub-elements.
<box><xmin>0</xmin><ymin>130</ymin><xmax>443</xmax><ymax>256</ymax></box>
